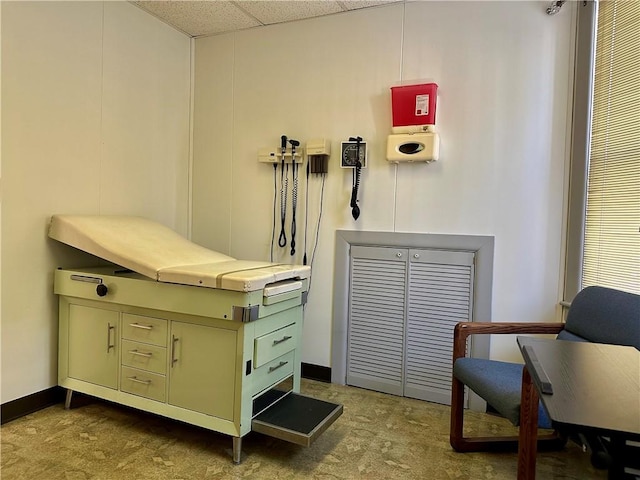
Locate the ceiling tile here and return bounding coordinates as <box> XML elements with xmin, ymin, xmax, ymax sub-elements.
<box><xmin>133</xmin><ymin>1</ymin><xmax>261</xmax><ymax>36</ymax></box>
<box><xmin>132</xmin><ymin>0</ymin><xmax>404</xmax><ymax>38</ymax></box>
<box><xmin>338</xmin><ymin>0</ymin><xmax>400</xmax><ymax>11</ymax></box>
<box><xmin>236</xmin><ymin>1</ymin><xmax>345</xmax><ymax>25</ymax></box>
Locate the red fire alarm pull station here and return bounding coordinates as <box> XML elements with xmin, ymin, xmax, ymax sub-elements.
<box><xmin>390</xmin><ymin>83</ymin><xmax>438</xmax><ymax>131</ymax></box>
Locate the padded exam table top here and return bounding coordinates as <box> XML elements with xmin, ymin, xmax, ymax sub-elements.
<box><xmin>48</xmin><ymin>215</ymin><xmax>310</xmax><ymax>293</ymax></box>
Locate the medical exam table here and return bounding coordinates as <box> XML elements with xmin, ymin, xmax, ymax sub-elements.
<box><xmin>49</xmin><ymin>215</ymin><xmax>342</xmax><ymax>463</ymax></box>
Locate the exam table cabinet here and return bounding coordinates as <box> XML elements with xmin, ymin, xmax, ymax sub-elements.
<box><xmin>55</xmin><ymin>267</ymin><xmax>342</xmax><ymax>463</ymax></box>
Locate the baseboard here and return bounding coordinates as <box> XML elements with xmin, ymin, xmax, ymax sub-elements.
<box><xmin>1</xmin><ymin>386</ymin><xmax>66</xmax><ymax>425</ymax></box>
<box><xmin>301</xmin><ymin>363</ymin><xmax>331</xmax><ymax>383</ymax></box>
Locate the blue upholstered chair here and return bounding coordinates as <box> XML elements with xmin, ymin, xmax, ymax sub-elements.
<box><xmin>449</xmin><ymin>286</ymin><xmax>640</xmax><ymax>455</ymax></box>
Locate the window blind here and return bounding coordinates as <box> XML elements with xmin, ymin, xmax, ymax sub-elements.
<box><xmin>583</xmin><ymin>0</ymin><xmax>640</xmax><ymax>294</ymax></box>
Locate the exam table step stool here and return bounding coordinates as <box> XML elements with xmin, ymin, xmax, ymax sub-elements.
<box><xmin>252</xmin><ymin>393</ymin><xmax>344</xmax><ymax>448</ymax></box>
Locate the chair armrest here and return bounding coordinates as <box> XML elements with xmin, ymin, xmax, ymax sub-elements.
<box><xmin>453</xmin><ymin>322</ymin><xmax>565</xmax><ymax>361</ymax></box>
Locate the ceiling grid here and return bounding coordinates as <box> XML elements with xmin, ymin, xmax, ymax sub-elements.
<box><xmin>132</xmin><ymin>0</ymin><xmax>400</xmax><ymax>37</ymax></box>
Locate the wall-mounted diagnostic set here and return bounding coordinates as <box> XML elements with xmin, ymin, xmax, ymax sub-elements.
<box><xmin>259</xmin><ymin>136</ymin><xmax>330</xmax><ymax>268</ymax></box>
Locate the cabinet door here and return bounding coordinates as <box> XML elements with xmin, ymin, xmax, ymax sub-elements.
<box><xmin>347</xmin><ymin>246</ymin><xmax>476</xmax><ymax>406</ymax></box>
<box><xmin>347</xmin><ymin>246</ymin><xmax>407</xmax><ymax>396</ymax></box>
<box><xmin>405</xmin><ymin>249</ymin><xmax>475</xmax><ymax>405</ymax></box>
<box><xmin>68</xmin><ymin>305</ymin><xmax>119</xmax><ymax>389</ymax></box>
<box><xmin>168</xmin><ymin>321</ymin><xmax>237</xmax><ymax>420</ymax></box>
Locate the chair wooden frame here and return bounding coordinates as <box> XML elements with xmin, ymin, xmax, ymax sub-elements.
<box><xmin>450</xmin><ymin>321</ymin><xmax>568</xmax><ymax>452</ymax></box>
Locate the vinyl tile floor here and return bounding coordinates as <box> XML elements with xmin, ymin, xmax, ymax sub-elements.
<box><xmin>1</xmin><ymin>379</ymin><xmax>607</xmax><ymax>480</ymax></box>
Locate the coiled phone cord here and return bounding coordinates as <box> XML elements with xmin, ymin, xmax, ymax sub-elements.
<box><xmin>350</xmin><ymin>136</ymin><xmax>362</xmax><ymax>220</ymax></box>
<box><xmin>290</xmin><ymin>163</ymin><xmax>297</xmax><ymax>255</ymax></box>
<box><xmin>278</xmin><ymin>135</ymin><xmax>288</xmax><ymax>248</ymax></box>
<box><xmin>289</xmin><ymin>139</ymin><xmax>300</xmax><ymax>256</ymax></box>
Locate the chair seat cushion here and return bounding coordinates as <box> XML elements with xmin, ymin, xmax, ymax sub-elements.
<box><xmin>454</xmin><ymin>357</ymin><xmax>552</xmax><ymax>429</ymax></box>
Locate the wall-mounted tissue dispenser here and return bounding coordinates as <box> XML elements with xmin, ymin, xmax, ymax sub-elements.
<box><xmin>386</xmin><ymin>132</ymin><xmax>439</xmax><ymax>163</ymax></box>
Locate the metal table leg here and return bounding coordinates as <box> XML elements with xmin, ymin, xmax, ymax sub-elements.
<box><xmin>64</xmin><ymin>389</ymin><xmax>73</xmax><ymax>410</ymax></box>
<box><xmin>232</xmin><ymin>436</ymin><xmax>242</xmax><ymax>464</ymax></box>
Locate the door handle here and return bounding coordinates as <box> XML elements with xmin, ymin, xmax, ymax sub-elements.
<box><xmin>171</xmin><ymin>335</ymin><xmax>179</xmax><ymax>367</ymax></box>
<box><xmin>106</xmin><ymin>323</ymin><xmax>115</xmax><ymax>352</ymax></box>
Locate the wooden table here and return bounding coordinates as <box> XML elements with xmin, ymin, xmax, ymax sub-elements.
<box><xmin>516</xmin><ymin>337</ymin><xmax>640</xmax><ymax>479</ymax></box>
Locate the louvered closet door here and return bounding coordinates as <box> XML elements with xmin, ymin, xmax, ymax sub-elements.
<box><xmin>347</xmin><ymin>246</ymin><xmax>407</xmax><ymax>396</ymax></box>
<box><xmin>405</xmin><ymin>249</ymin><xmax>475</xmax><ymax>405</ymax></box>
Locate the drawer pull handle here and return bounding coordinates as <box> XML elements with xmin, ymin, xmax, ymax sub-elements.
<box><xmin>171</xmin><ymin>335</ymin><xmax>179</xmax><ymax>367</ymax></box>
<box><xmin>268</xmin><ymin>361</ymin><xmax>288</xmax><ymax>373</ymax></box>
<box><xmin>272</xmin><ymin>335</ymin><xmax>292</xmax><ymax>346</ymax></box>
<box><xmin>107</xmin><ymin>323</ymin><xmax>115</xmax><ymax>352</ymax></box>
<box><xmin>70</xmin><ymin>274</ymin><xmax>102</xmax><ymax>284</ymax></box>
<box><xmin>129</xmin><ymin>349</ymin><xmax>152</xmax><ymax>358</ymax></box>
<box><xmin>130</xmin><ymin>323</ymin><xmax>153</xmax><ymax>330</ymax></box>
<box><xmin>127</xmin><ymin>376</ymin><xmax>151</xmax><ymax>385</ymax></box>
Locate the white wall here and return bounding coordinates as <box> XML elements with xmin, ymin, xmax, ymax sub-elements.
<box><xmin>0</xmin><ymin>1</ymin><xmax>191</xmax><ymax>403</ymax></box>
<box><xmin>193</xmin><ymin>2</ymin><xmax>575</xmax><ymax>366</ymax></box>
<box><xmin>0</xmin><ymin>2</ymin><xmax>3</xmax><ymax>402</ymax></box>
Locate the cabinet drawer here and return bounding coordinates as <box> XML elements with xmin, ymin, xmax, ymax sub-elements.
<box><xmin>121</xmin><ymin>339</ymin><xmax>167</xmax><ymax>375</ymax></box>
<box><xmin>122</xmin><ymin>314</ymin><xmax>167</xmax><ymax>346</ymax></box>
<box><xmin>254</xmin><ymin>323</ymin><xmax>297</xmax><ymax>368</ymax></box>
<box><xmin>121</xmin><ymin>366</ymin><xmax>166</xmax><ymax>403</ymax></box>
<box><xmin>253</xmin><ymin>350</ymin><xmax>295</xmax><ymax>396</ymax></box>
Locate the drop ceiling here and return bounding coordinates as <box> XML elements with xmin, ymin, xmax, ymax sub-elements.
<box><xmin>132</xmin><ymin>0</ymin><xmax>401</xmax><ymax>37</ymax></box>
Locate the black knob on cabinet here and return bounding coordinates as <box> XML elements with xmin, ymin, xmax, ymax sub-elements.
<box><xmin>96</xmin><ymin>284</ymin><xmax>108</xmax><ymax>297</ymax></box>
